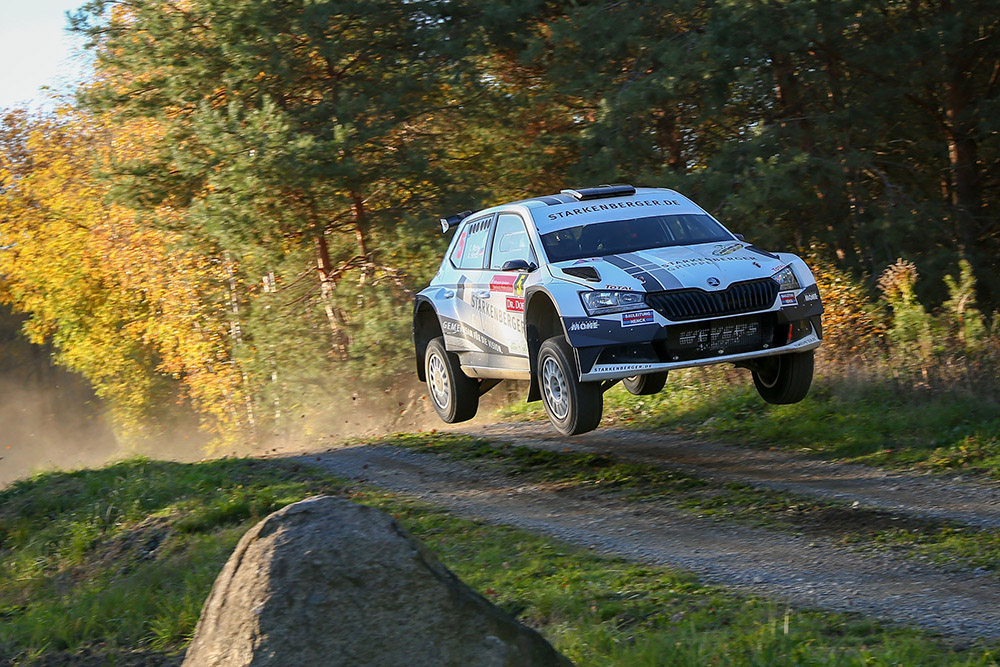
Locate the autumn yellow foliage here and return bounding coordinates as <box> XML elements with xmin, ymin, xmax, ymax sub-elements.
<box><xmin>805</xmin><ymin>247</ymin><xmax>886</xmax><ymax>362</ymax></box>
<box><xmin>0</xmin><ymin>107</ymin><xmax>251</xmax><ymax>446</ymax></box>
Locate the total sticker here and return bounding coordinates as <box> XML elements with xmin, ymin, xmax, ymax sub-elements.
<box><xmin>622</xmin><ymin>310</ymin><xmax>655</xmax><ymax>327</ymax></box>
<box><xmin>780</xmin><ymin>292</ymin><xmax>796</xmax><ymax>306</ymax></box>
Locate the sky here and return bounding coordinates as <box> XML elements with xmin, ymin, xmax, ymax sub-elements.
<box><xmin>0</xmin><ymin>0</ymin><xmax>92</xmax><ymax>109</ymax></box>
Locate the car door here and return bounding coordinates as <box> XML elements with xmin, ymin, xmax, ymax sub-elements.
<box><xmin>442</xmin><ymin>213</ymin><xmax>495</xmax><ymax>365</ymax></box>
<box><xmin>481</xmin><ymin>212</ymin><xmax>537</xmax><ymax>369</ymax></box>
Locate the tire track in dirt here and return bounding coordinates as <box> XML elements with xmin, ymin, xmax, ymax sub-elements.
<box><xmin>299</xmin><ymin>445</ymin><xmax>1000</xmax><ymax>639</ymax></box>
<box><xmin>458</xmin><ymin>422</ymin><xmax>1000</xmax><ymax>529</ymax></box>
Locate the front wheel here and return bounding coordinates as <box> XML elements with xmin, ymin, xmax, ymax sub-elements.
<box><xmin>425</xmin><ymin>337</ymin><xmax>479</xmax><ymax>423</ymax></box>
<box><xmin>537</xmin><ymin>337</ymin><xmax>603</xmax><ymax>436</ymax></box>
<box><xmin>622</xmin><ymin>371</ymin><xmax>668</xmax><ymax>396</ymax></box>
<box><xmin>751</xmin><ymin>350</ymin><xmax>814</xmax><ymax>404</ymax></box>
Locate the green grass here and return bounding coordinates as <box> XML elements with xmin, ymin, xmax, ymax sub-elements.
<box><xmin>499</xmin><ymin>366</ymin><xmax>1000</xmax><ymax>478</ymax></box>
<box><xmin>0</xmin><ymin>458</ymin><xmax>344</xmax><ymax>663</ymax></box>
<box><xmin>389</xmin><ymin>432</ymin><xmax>1000</xmax><ymax>574</ymax></box>
<box><xmin>2</xmin><ymin>457</ymin><xmax>998</xmax><ymax>665</ymax></box>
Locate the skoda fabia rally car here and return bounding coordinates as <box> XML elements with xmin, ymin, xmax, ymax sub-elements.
<box><xmin>413</xmin><ymin>184</ymin><xmax>823</xmax><ymax>435</ymax></box>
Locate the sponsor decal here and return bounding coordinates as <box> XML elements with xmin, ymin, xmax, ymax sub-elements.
<box><xmin>569</xmin><ymin>320</ymin><xmax>600</xmax><ymax>331</ymax></box>
<box><xmin>604</xmin><ymin>285</ymin><xmax>632</xmax><ymax>291</ymax></box>
<box><xmin>513</xmin><ymin>273</ymin><xmax>528</xmax><ymax>296</ymax></box>
<box><xmin>489</xmin><ymin>274</ymin><xmax>517</xmax><ymax>293</ymax></box>
<box><xmin>506</xmin><ymin>296</ymin><xmax>524</xmax><ymax>312</ymax></box>
<box><xmin>439</xmin><ymin>316</ymin><xmax>511</xmax><ymax>355</ymax></box>
<box><xmin>706</xmin><ymin>276</ymin><xmax>721</xmax><ymax>287</ymax></box>
<box><xmin>803</xmin><ymin>291</ymin><xmax>819</xmax><ymax>302</ymax></box>
<box><xmin>547</xmin><ymin>199</ymin><xmax>680</xmax><ymax>221</ymax></box>
<box><xmin>780</xmin><ymin>291</ymin><xmax>797</xmax><ymax>306</ymax></box>
<box><xmin>643</xmin><ymin>253</ymin><xmax>754</xmax><ymax>271</ymax></box>
<box><xmin>472</xmin><ymin>293</ymin><xmax>525</xmax><ymax>333</ymax></box>
<box><xmin>712</xmin><ymin>242</ymin><xmax>744</xmax><ymax>256</ymax></box>
<box><xmin>592</xmin><ymin>363</ymin><xmax>655</xmax><ymax>373</ymax></box>
<box><xmin>622</xmin><ymin>310</ymin><xmax>655</xmax><ymax>327</ymax></box>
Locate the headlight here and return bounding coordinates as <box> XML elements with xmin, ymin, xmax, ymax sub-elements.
<box><xmin>771</xmin><ymin>265</ymin><xmax>800</xmax><ymax>291</ymax></box>
<box><xmin>580</xmin><ymin>290</ymin><xmax>647</xmax><ymax>316</ymax></box>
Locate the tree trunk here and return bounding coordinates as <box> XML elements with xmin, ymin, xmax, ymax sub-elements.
<box><xmin>655</xmin><ymin>110</ymin><xmax>685</xmax><ymax>174</ymax></box>
<box><xmin>351</xmin><ymin>191</ymin><xmax>375</xmax><ymax>285</ymax></box>
<box><xmin>771</xmin><ymin>52</ymin><xmax>813</xmax><ymax>153</ymax></box>
<box><xmin>224</xmin><ymin>252</ymin><xmax>256</xmax><ymax>434</ymax></box>
<box><xmin>944</xmin><ymin>67</ymin><xmax>981</xmax><ymax>256</ymax></box>
<box><xmin>315</xmin><ymin>234</ymin><xmax>351</xmax><ymax>360</ymax></box>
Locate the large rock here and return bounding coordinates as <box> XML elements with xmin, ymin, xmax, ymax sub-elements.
<box><xmin>183</xmin><ymin>496</ymin><xmax>572</xmax><ymax>667</ymax></box>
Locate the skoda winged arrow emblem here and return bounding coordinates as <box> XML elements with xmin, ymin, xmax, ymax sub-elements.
<box><xmin>707</xmin><ymin>276</ymin><xmax>721</xmax><ymax>287</ymax></box>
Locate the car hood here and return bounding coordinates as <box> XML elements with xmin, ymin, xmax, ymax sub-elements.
<box><xmin>552</xmin><ymin>242</ymin><xmax>789</xmax><ymax>292</ymax></box>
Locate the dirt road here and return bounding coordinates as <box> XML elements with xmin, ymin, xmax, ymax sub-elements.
<box><xmin>460</xmin><ymin>422</ymin><xmax>1000</xmax><ymax>528</ymax></box>
<box><xmin>300</xmin><ymin>423</ymin><xmax>1000</xmax><ymax>639</ymax></box>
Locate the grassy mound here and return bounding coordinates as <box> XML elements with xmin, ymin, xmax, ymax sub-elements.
<box><xmin>1</xmin><ymin>457</ymin><xmax>997</xmax><ymax>665</ymax></box>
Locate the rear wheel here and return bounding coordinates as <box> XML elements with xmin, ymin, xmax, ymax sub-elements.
<box><xmin>425</xmin><ymin>337</ymin><xmax>479</xmax><ymax>423</ymax></box>
<box><xmin>752</xmin><ymin>351</ymin><xmax>814</xmax><ymax>404</ymax></box>
<box><xmin>622</xmin><ymin>371</ymin><xmax>668</xmax><ymax>396</ymax></box>
<box><xmin>537</xmin><ymin>337</ymin><xmax>603</xmax><ymax>436</ymax></box>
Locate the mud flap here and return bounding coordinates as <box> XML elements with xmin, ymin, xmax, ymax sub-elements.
<box><xmin>526</xmin><ymin>324</ymin><xmax>541</xmax><ymax>402</ymax></box>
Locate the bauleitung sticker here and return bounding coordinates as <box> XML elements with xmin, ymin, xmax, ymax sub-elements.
<box><xmin>622</xmin><ymin>310</ymin><xmax>654</xmax><ymax>327</ymax></box>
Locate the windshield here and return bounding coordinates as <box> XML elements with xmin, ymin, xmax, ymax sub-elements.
<box><xmin>540</xmin><ymin>213</ymin><xmax>734</xmax><ymax>263</ymax></box>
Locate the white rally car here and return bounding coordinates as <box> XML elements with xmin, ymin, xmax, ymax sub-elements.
<box><xmin>413</xmin><ymin>185</ymin><xmax>823</xmax><ymax>435</ymax></box>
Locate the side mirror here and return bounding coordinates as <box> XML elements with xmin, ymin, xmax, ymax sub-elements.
<box><xmin>735</xmin><ymin>234</ymin><xmax>746</xmax><ymax>242</ymax></box>
<box><xmin>501</xmin><ymin>259</ymin><xmax>535</xmax><ymax>272</ymax></box>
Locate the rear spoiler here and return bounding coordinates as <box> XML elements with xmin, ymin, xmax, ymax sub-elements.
<box><xmin>439</xmin><ymin>210</ymin><xmax>473</xmax><ymax>234</ymax></box>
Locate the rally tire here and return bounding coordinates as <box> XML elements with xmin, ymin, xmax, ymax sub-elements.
<box><xmin>752</xmin><ymin>350</ymin><xmax>814</xmax><ymax>405</ymax></box>
<box><xmin>622</xmin><ymin>371</ymin><xmax>668</xmax><ymax>396</ymax></box>
<box><xmin>537</xmin><ymin>336</ymin><xmax>603</xmax><ymax>436</ymax></box>
<box><xmin>425</xmin><ymin>337</ymin><xmax>479</xmax><ymax>423</ymax></box>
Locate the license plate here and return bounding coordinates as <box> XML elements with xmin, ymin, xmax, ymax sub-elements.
<box><xmin>669</xmin><ymin>315</ymin><xmax>770</xmax><ymax>357</ymax></box>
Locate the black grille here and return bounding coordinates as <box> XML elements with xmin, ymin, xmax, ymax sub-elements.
<box><xmin>665</xmin><ymin>314</ymin><xmax>775</xmax><ymax>362</ymax></box>
<box><xmin>646</xmin><ymin>279</ymin><xmax>779</xmax><ymax>321</ymax></box>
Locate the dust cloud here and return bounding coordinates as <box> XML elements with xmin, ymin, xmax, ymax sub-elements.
<box><xmin>238</xmin><ymin>375</ymin><xmax>522</xmax><ymax>459</ymax></box>
<box><xmin>0</xmin><ymin>362</ymin><xmax>520</xmax><ymax>487</ymax></box>
<box><xmin>0</xmin><ymin>371</ymin><xmax>119</xmax><ymax>488</ymax></box>
<box><xmin>0</xmin><ymin>309</ymin><xmax>209</xmax><ymax>487</ymax></box>
<box><xmin>0</xmin><ymin>310</ymin><xmax>522</xmax><ymax>485</ymax></box>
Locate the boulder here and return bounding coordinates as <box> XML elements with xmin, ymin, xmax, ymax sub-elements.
<box><xmin>183</xmin><ymin>496</ymin><xmax>572</xmax><ymax>667</ymax></box>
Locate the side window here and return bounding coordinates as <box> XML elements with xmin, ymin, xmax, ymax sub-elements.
<box><xmin>450</xmin><ymin>215</ymin><xmax>493</xmax><ymax>270</ymax></box>
<box><xmin>489</xmin><ymin>213</ymin><xmax>536</xmax><ymax>270</ymax></box>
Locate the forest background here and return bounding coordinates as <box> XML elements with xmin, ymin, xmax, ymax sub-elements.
<box><xmin>1</xmin><ymin>0</ymin><xmax>998</xmax><ymax>449</ymax></box>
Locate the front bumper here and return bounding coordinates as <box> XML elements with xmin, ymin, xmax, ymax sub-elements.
<box><xmin>566</xmin><ymin>284</ymin><xmax>824</xmax><ymax>382</ymax></box>
<box><xmin>578</xmin><ymin>320</ymin><xmax>821</xmax><ymax>381</ymax></box>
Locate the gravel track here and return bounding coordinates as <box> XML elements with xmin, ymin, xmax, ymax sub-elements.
<box><xmin>459</xmin><ymin>422</ymin><xmax>1000</xmax><ymax>529</ymax></box>
<box><xmin>300</xmin><ymin>443</ymin><xmax>1000</xmax><ymax>640</ymax></box>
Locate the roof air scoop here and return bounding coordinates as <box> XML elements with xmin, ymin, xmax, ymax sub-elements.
<box><xmin>560</xmin><ymin>184</ymin><xmax>636</xmax><ymax>201</ymax></box>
